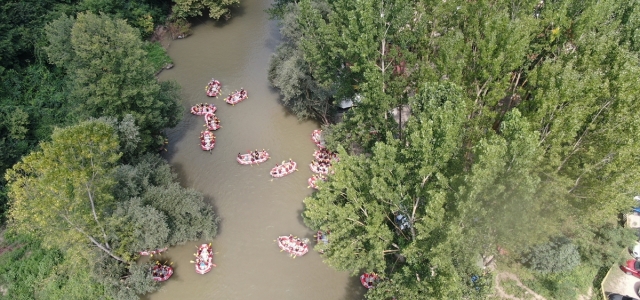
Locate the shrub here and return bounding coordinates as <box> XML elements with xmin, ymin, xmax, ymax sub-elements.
<box><xmin>523</xmin><ymin>237</ymin><xmax>581</xmax><ymax>274</ymax></box>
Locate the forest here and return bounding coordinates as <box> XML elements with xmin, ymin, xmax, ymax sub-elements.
<box><xmin>267</xmin><ymin>0</ymin><xmax>640</xmax><ymax>299</ymax></box>
<box><xmin>1</xmin><ymin>0</ymin><xmax>639</xmax><ymax>299</ymax></box>
<box><xmin>0</xmin><ymin>0</ymin><xmax>237</xmax><ymax>299</ymax></box>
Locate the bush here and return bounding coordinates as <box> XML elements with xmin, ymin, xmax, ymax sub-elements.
<box><xmin>144</xmin><ymin>42</ymin><xmax>172</xmax><ymax>72</ymax></box>
<box><xmin>523</xmin><ymin>237</ymin><xmax>581</xmax><ymax>274</ymax></box>
<box><xmin>167</xmin><ymin>18</ymin><xmax>191</xmax><ymax>39</ymax></box>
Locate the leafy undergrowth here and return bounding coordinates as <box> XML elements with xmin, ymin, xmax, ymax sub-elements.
<box><xmin>0</xmin><ymin>232</ymin><xmax>61</xmax><ymax>299</ymax></box>
<box><xmin>144</xmin><ymin>41</ymin><xmax>172</xmax><ymax>72</ymax></box>
<box><xmin>497</xmin><ymin>258</ymin><xmax>598</xmax><ymax>300</ymax></box>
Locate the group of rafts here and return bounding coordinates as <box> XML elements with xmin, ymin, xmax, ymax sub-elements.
<box><xmin>138</xmin><ymin>243</ymin><xmax>217</xmax><ymax>282</ymax></box>
<box><xmin>307</xmin><ymin>130</ymin><xmax>338</xmax><ymax>189</ymax></box>
<box><xmin>277</xmin><ymin>230</ymin><xmax>377</xmax><ymax>289</ymax></box>
<box><xmin>191</xmin><ymin>78</ymin><xmax>249</xmax><ymax>151</ymax></box>
<box><xmin>193</xmin><ymin>88</ymin><xmax>376</xmax><ymax>287</ymax></box>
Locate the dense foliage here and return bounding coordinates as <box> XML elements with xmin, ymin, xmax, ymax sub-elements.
<box><xmin>0</xmin><ymin>0</ymin><xmax>234</xmax><ymax>297</ymax></box>
<box><xmin>523</xmin><ymin>238</ymin><xmax>581</xmax><ymax>274</ymax></box>
<box><xmin>44</xmin><ymin>12</ymin><xmax>183</xmax><ymax>153</ymax></box>
<box><xmin>171</xmin><ymin>0</ymin><xmax>240</xmax><ymax>20</ymax></box>
<box><xmin>4</xmin><ymin>121</ymin><xmax>218</xmax><ymax>298</ymax></box>
<box><xmin>269</xmin><ymin>0</ymin><xmax>640</xmax><ymax>298</ymax></box>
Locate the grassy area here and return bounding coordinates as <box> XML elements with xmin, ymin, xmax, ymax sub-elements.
<box><xmin>144</xmin><ymin>41</ymin><xmax>172</xmax><ymax>72</ymax></box>
<box><xmin>500</xmin><ymin>278</ymin><xmax>537</xmax><ymax>299</ymax></box>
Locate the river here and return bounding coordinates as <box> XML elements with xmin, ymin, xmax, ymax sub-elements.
<box><xmin>150</xmin><ymin>1</ymin><xmax>362</xmax><ymax>299</ymax></box>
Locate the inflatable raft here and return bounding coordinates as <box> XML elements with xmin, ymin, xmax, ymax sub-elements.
<box><xmin>205</xmin><ymin>79</ymin><xmax>222</xmax><ymax>97</ymax></box>
<box><xmin>205</xmin><ymin>113</ymin><xmax>221</xmax><ymax>131</ymax></box>
<box><xmin>194</xmin><ymin>243</ymin><xmax>216</xmax><ymax>275</ymax></box>
<box><xmin>139</xmin><ymin>247</ymin><xmax>168</xmax><ymax>256</ymax></box>
<box><xmin>200</xmin><ymin>130</ymin><xmax>216</xmax><ymax>151</ymax></box>
<box><xmin>313</xmin><ymin>149</ymin><xmax>338</xmax><ymax>162</ymax></box>
<box><xmin>151</xmin><ymin>263</ymin><xmax>173</xmax><ymax>282</ymax></box>
<box><xmin>309</xmin><ymin>160</ymin><xmax>332</xmax><ymax>175</ymax></box>
<box><xmin>277</xmin><ymin>235</ymin><xmax>309</xmax><ymax>258</ymax></box>
<box><xmin>237</xmin><ymin>150</ymin><xmax>270</xmax><ymax>165</ymax></box>
<box><xmin>270</xmin><ymin>160</ymin><xmax>297</xmax><ymax>178</ymax></box>
<box><xmin>311</xmin><ymin>129</ymin><xmax>325</xmax><ymax>148</ymax></box>
<box><xmin>224</xmin><ymin>89</ymin><xmax>248</xmax><ymax>105</ymax></box>
<box><xmin>360</xmin><ymin>273</ymin><xmax>379</xmax><ymax>289</ymax></box>
<box><xmin>308</xmin><ymin>174</ymin><xmax>326</xmax><ymax>189</ymax></box>
<box><xmin>191</xmin><ymin>103</ymin><xmax>217</xmax><ymax>116</ymax></box>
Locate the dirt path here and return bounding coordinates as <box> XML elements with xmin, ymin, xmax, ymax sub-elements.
<box><xmin>494</xmin><ymin>272</ymin><xmax>546</xmax><ymax>300</ymax></box>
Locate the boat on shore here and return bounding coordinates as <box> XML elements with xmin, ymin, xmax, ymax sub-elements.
<box><xmin>224</xmin><ymin>89</ymin><xmax>248</xmax><ymax>105</ymax></box>
<box><xmin>311</xmin><ymin>129</ymin><xmax>325</xmax><ymax>148</ymax></box>
<box><xmin>194</xmin><ymin>243</ymin><xmax>216</xmax><ymax>275</ymax></box>
<box><xmin>237</xmin><ymin>150</ymin><xmax>269</xmax><ymax>165</ymax></box>
<box><xmin>277</xmin><ymin>235</ymin><xmax>309</xmax><ymax>258</ymax></box>
<box><xmin>270</xmin><ymin>160</ymin><xmax>297</xmax><ymax>178</ymax></box>
<box><xmin>205</xmin><ymin>113</ymin><xmax>221</xmax><ymax>131</ymax></box>
<box><xmin>191</xmin><ymin>103</ymin><xmax>217</xmax><ymax>116</ymax></box>
<box><xmin>200</xmin><ymin>130</ymin><xmax>216</xmax><ymax>151</ymax></box>
<box><xmin>139</xmin><ymin>247</ymin><xmax>168</xmax><ymax>256</ymax></box>
<box><xmin>360</xmin><ymin>273</ymin><xmax>379</xmax><ymax>289</ymax></box>
<box><xmin>205</xmin><ymin>79</ymin><xmax>222</xmax><ymax>97</ymax></box>
<box><xmin>308</xmin><ymin>174</ymin><xmax>326</xmax><ymax>189</ymax></box>
<box><xmin>151</xmin><ymin>263</ymin><xmax>173</xmax><ymax>282</ymax></box>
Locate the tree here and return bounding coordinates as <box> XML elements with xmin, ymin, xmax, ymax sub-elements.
<box><xmin>457</xmin><ymin>110</ymin><xmax>565</xmax><ymax>253</ymax></box>
<box><xmin>142</xmin><ymin>183</ymin><xmax>219</xmax><ymax>245</ymax></box>
<box><xmin>268</xmin><ymin>2</ymin><xmax>335</xmax><ymax>123</ymax></box>
<box><xmin>0</xmin><ymin>63</ymin><xmax>72</xmax><ymax>221</ymax></box>
<box><xmin>304</xmin><ymin>82</ymin><xmax>485</xmax><ymax>298</ymax></box>
<box><xmin>171</xmin><ymin>0</ymin><xmax>239</xmax><ymax>20</ymax></box>
<box><xmin>44</xmin><ymin>12</ymin><xmax>182</xmax><ymax>152</ymax></box>
<box><xmin>112</xmin><ymin>154</ymin><xmax>219</xmax><ymax>246</ymax></box>
<box><xmin>6</xmin><ymin>120</ymin><xmax>124</xmax><ymax>262</ymax></box>
<box><xmin>107</xmin><ymin>197</ymin><xmax>170</xmax><ymax>262</ymax></box>
<box><xmin>78</xmin><ymin>0</ymin><xmax>168</xmax><ymax>37</ymax></box>
<box><xmin>0</xmin><ymin>0</ymin><xmax>63</xmax><ymax>68</ymax></box>
<box><xmin>521</xmin><ymin>0</ymin><xmax>640</xmax><ymax>227</ymax></box>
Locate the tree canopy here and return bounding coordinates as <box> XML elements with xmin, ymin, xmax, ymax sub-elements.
<box><xmin>4</xmin><ymin>121</ymin><xmax>219</xmax><ymax>298</ymax></box>
<box><xmin>304</xmin><ymin>82</ymin><xmax>488</xmax><ymax>299</ymax></box>
<box><xmin>171</xmin><ymin>0</ymin><xmax>240</xmax><ymax>20</ymax></box>
<box><xmin>44</xmin><ymin>12</ymin><xmax>182</xmax><ymax>152</ymax></box>
<box><xmin>272</xmin><ymin>0</ymin><xmax>640</xmax><ymax>297</ymax></box>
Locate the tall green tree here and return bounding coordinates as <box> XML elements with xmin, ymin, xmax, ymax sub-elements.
<box><xmin>44</xmin><ymin>12</ymin><xmax>182</xmax><ymax>152</ymax></box>
<box><xmin>520</xmin><ymin>0</ymin><xmax>640</xmax><ymax>227</ymax></box>
<box><xmin>6</xmin><ymin>120</ymin><xmax>124</xmax><ymax>262</ymax></box>
<box><xmin>458</xmin><ymin>110</ymin><xmax>564</xmax><ymax>252</ymax></box>
<box><xmin>304</xmin><ymin>82</ymin><xmax>486</xmax><ymax>298</ymax></box>
<box><xmin>268</xmin><ymin>2</ymin><xmax>335</xmax><ymax>123</ymax></box>
<box><xmin>112</xmin><ymin>154</ymin><xmax>219</xmax><ymax>247</ymax></box>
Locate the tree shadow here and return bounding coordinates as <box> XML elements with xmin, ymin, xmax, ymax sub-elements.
<box><xmin>343</xmin><ymin>275</ymin><xmax>367</xmax><ymax>300</ymax></box>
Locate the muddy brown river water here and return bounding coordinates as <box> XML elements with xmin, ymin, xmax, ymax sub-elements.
<box><xmin>150</xmin><ymin>1</ymin><xmax>363</xmax><ymax>299</ymax></box>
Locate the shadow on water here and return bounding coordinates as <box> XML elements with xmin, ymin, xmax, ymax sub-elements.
<box><xmin>343</xmin><ymin>275</ymin><xmax>368</xmax><ymax>300</ymax></box>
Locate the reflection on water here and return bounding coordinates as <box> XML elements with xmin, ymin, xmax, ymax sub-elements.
<box><xmin>150</xmin><ymin>0</ymin><xmax>364</xmax><ymax>299</ymax></box>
